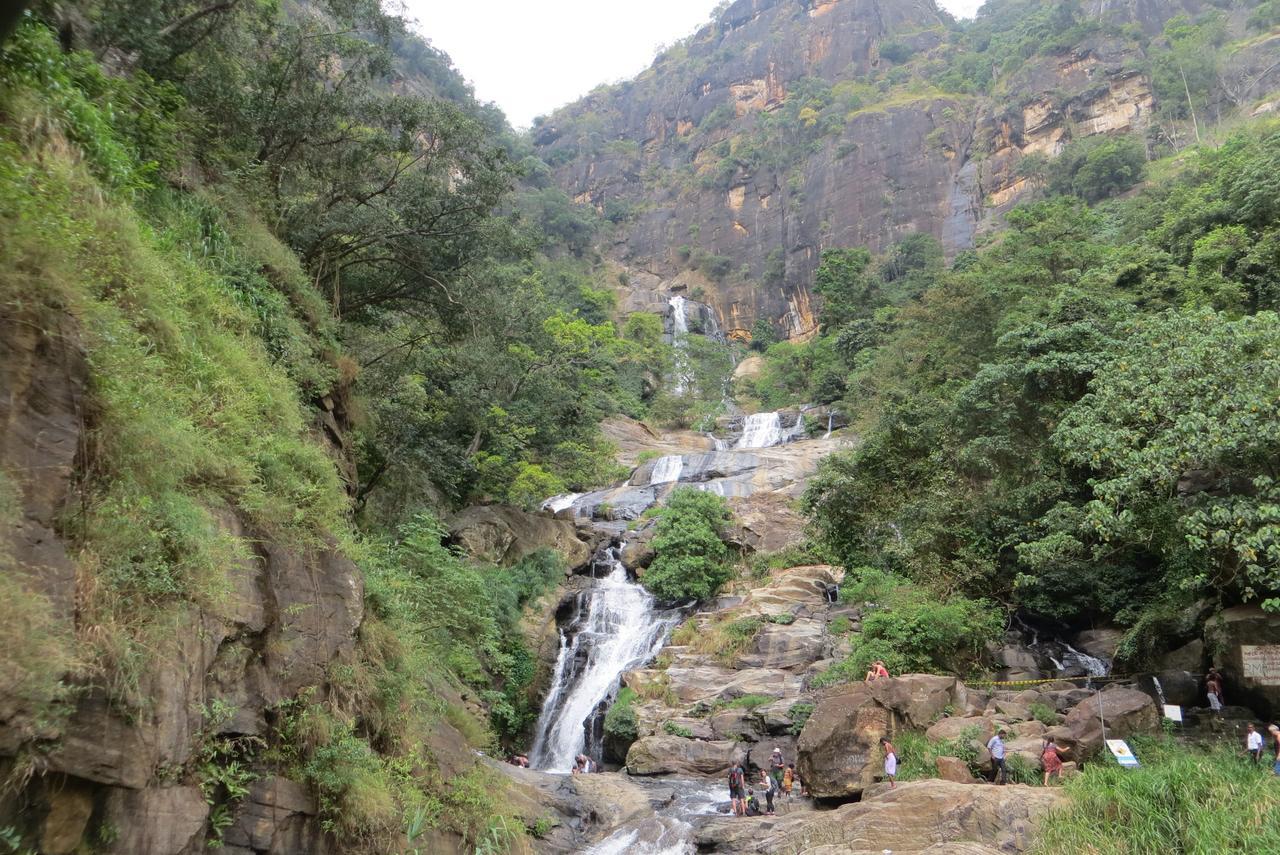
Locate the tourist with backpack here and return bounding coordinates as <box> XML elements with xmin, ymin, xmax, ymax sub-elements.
<box><xmin>727</xmin><ymin>761</ymin><xmax>747</xmax><ymax>816</ymax></box>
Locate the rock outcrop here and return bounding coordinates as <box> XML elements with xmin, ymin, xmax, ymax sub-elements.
<box><xmin>693</xmin><ymin>779</ymin><xmax>1065</xmax><ymax>853</ymax></box>
<box><xmin>1061</xmin><ymin>687</ymin><xmax>1160</xmax><ymax>755</ymax></box>
<box><xmin>625</xmin><ymin>734</ymin><xmax>748</xmax><ymax>776</ymax></box>
<box><xmin>798</xmin><ymin>676</ymin><xmax>967</xmax><ymax>798</ymax></box>
<box><xmin>531</xmin><ymin>0</ymin><xmax>1204</xmax><ymax>340</ymax></box>
<box><xmin>449</xmin><ymin>504</ymin><xmax>594</xmax><ymax>570</ymax></box>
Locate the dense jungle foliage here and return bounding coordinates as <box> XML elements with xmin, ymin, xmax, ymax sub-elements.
<box><xmin>781</xmin><ymin>125</ymin><xmax>1280</xmax><ymax>663</ymax></box>
<box><xmin>0</xmin><ymin>0</ymin><xmax>690</xmax><ymax>848</ymax></box>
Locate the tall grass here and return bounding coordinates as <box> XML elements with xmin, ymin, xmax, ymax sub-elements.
<box><xmin>1033</xmin><ymin>736</ymin><xmax>1280</xmax><ymax>854</ymax></box>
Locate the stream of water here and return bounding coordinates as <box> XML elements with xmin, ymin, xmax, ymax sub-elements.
<box><xmin>529</xmin><ymin>546</ymin><xmax>682</xmax><ymax>771</ymax></box>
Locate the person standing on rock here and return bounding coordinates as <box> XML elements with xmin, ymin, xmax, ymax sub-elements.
<box><xmin>728</xmin><ymin>761</ymin><xmax>747</xmax><ymax>816</ymax></box>
<box><xmin>770</xmin><ymin>746</ymin><xmax>786</xmax><ymax>791</ymax></box>
<box><xmin>987</xmin><ymin>728</ymin><xmax>1008</xmax><ymax>785</ymax></box>
<box><xmin>1207</xmin><ymin>668</ymin><xmax>1225</xmax><ymax>715</ymax></box>
<box><xmin>1041</xmin><ymin>738</ymin><xmax>1065</xmax><ymax>786</ymax></box>
<box><xmin>782</xmin><ymin>763</ymin><xmax>795</xmax><ymax>799</ymax></box>
<box><xmin>881</xmin><ymin>737</ymin><xmax>898</xmax><ymax>788</ymax></box>
<box><xmin>758</xmin><ymin>768</ymin><xmax>778</xmax><ymax>815</ymax></box>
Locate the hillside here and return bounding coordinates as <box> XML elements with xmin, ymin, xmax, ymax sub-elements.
<box><xmin>534</xmin><ymin>0</ymin><xmax>1280</xmax><ymax>340</ymax></box>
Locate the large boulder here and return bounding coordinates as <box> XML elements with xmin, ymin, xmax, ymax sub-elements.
<box><xmin>735</xmin><ymin>617</ymin><xmax>827</xmax><ymax>670</ymax></box>
<box><xmin>1073</xmin><ymin>628</ymin><xmax>1124</xmax><ymax>662</ymax></box>
<box><xmin>800</xmin><ymin>676</ymin><xmax>968</xmax><ymax>798</ymax></box>
<box><xmin>625</xmin><ymin>735</ymin><xmax>746</xmax><ymax>776</ymax></box>
<box><xmin>1207</xmin><ymin>606</ymin><xmax>1280</xmax><ymax>718</ymax></box>
<box><xmin>796</xmin><ymin>690</ymin><xmax>894</xmax><ymax>798</ymax></box>
<box><xmin>1062</xmin><ymin>687</ymin><xmax>1159</xmax><ymax>755</ymax></box>
<box><xmin>741</xmin><ymin>565</ymin><xmax>843</xmax><ymax>617</ymax></box>
<box><xmin>926</xmin><ymin>716</ymin><xmax>995</xmax><ymax>744</ymax></box>
<box><xmin>693</xmin><ymin>779</ymin><xmax>1065</xmax><ymax>853</ymax></box>
<box><xmin>449</xmin><ymin>505</ymin><xmax>592</xmax><ymax>570</ymax></box>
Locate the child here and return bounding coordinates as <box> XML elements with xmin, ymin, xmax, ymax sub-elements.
<box><xmin>745</xmin><ymin>788</ymin><xmax>762</xmax><ymax>817</ymax></box>
<box><xmin>881</xmin><ymin>737</ymin><xmax>897</xmax><ymax>788</ymax></box>
<box><xmin>782</xmin><ymin>763</ymin><xmax>795</xmax><ymax>798</ymax></box>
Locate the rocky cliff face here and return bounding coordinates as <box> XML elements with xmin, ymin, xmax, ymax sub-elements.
<box><xmin>532</xmin><ymin>0</ymin><xmax>1263</xmax><ymax>341</ymax></box>
<box><xmin>0</xmin><ymin>312</ymin><xmax>370</xmax><ymax>854</ymax></box>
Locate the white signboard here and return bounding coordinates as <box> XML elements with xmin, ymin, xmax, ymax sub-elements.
<box><xmin>1163</xmin><ymin>705</ymin><xmax>1183</xmax><ymax>722</ymax></box>
<box><xmin>1107</xmin><ymin>739</ymin><xmax>1140</xmax><ymax>768</ymax></box>
<box><xmin>1241</xmin><ymin>645</ymin><xmax>1280</xmax><ymax>686</ymax></box>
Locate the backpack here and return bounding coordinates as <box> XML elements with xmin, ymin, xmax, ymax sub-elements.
<box><xmin>728</xmin><ymin>767</ymin><xmax>742</xmax><ymax>788</ymax></box>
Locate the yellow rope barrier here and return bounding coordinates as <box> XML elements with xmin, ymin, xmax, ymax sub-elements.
<box><xmin>965</xmin><ymin>674</ymin><xmax>1140</xmax><ymax>688</ymax></box>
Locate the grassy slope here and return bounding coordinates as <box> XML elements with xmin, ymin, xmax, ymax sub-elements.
<box><xmin>0</xmin><ymin>23</ymin><xmax>525</xmax><ymax>851</ymax></box>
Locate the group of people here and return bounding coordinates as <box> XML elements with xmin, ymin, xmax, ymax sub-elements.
<box><xmin>726</xmin><ymin>748</ymin><xmax>803</xmax><ymax>817</ymax></box>
<box><xmin>572</xmin><ymin>753</ymin><xmax>599</xmax><ymax>774</ymax></box>
<box><xmin>984</xmin><ymin>729</ymin><xmax>1067</xmax><ymax>786</ymax></box>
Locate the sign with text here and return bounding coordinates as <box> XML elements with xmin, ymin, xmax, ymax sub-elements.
<box><xmin>1107</xmin><ymin>739</ymin><xmax>1140</xmax><ymax>768</ymax></box>
<box><xmin>1163</xmin><ymin>705</ymin><xmax>1183</xmax><ymax>722</ymax></box>
<box><xmin>1241</xmin><ymin>646</ymin><xmax>1280</xmax><ymax>686</ymax></box>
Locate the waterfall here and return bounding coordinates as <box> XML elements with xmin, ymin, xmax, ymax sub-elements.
<box><xmin>1061</xmin><ymin>643</ymin><xmax>1111</xmax><ymax>678</ymax></box>
<box><xmin>542</xmin><ymin>493</ymin><xmax>584</xmax><ymax>514</ymax></box>
<box><xmin>669</xmin><ymin>295</ymin><xmax>689</xmax><ymax>338</ymax></box>
<box><xmin>669</xmin><ymin>296</ymin><xmax>692</xmax><ymax>396</ymax></box>
<box><xmin>529</xmin><ymin>546</ymin><xmax>681</xmax><ymax>771</ymax></box>
<box><xmin>736</xmin><ymin>412</ymin><xmax>805</xmax><ymax>449</ymax></box>
<box><xmin>824</xmin><ymin>412</ymin><xmax>835</xmax><ymax>439</ymax></box>
<box><xmin>649</xmin><ymin>454</ymin><xmax>684</xmax><ymax>485</ymax></box>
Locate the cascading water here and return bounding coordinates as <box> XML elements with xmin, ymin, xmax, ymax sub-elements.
<box><xmin>542</xmin><ymin>493</ymin><xmax>584</xmax><ymax>514</ymax></box>
<box><xmin>648</xmin><ymin>454</ymin><xmax>684</xmax><ymax>485</ymax></box>
<box><xmin>529</xmin><ymin>545</ymin><xmax>682</xmax><ymax>771</ymax></box>
<box><xmin>668</xmin><ymin>296</ymin><xmax>693</xmax><ymax>396</ymax></box>
<box><xmin>736</xmin><ymin>412</ymin><xmax>805</xmax><ymax>449</ymax></box>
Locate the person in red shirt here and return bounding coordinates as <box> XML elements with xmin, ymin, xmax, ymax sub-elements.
<box><xmin>865</xmin><ymin>660</ymin><xmax>890</xmax><ymax>682</ymax></box>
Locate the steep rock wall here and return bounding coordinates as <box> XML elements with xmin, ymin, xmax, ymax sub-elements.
<box><xmin>0</xmin><ymin>311</ymin><xmax>370</xmax><ymax>853</ymax></box>
<box><xmin>535</xmin><ymin>0</ymin><xmax>1174</xmax><ymax>340</ymax></box>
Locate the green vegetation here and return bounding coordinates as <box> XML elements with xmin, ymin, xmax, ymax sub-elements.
<box><xmin>726</xmin><ymin>694</ymin><xmax>774</xmax><ymax>710</ymax></box>
<box><xmin>814</xmin><ymin>577</ymin><xmax>1002</xmax><ymax>685</ymax></box>
<box><xmin>791</xmin><ymin>123</ymin><xmax>1280</xmax><ymax>659</ymax></box>
<box><xmin>0</xmin><ymin>1</ymin><xmax>678</xmax><ymax>848</ymax></box>
<box><xmin>1033</xmin><ymin>737</ymin><xmax>1280</xmax><ymax>854</ymax></box>
<box><xmin>642</xmin><ymin>488</ymin><xmax>736</xmax><ymax>602</ymax></box>
<box><xmin>663</xmin><ymin>721</ymin><xmax>694</xmax><ymax>738</ymax></box>
<box><xmin>604</xmin><ymin>688</ymin><xmax>641</xmax><ymax>745</ymax></box>
<box><xmin>787</xmin><ymin>702</ymin><xmax>815</xmax><ymax>736</ymax></box>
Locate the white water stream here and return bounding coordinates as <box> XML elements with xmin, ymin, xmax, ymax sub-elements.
<box><xmin>648</xmin><ymin>454</ymin><xmax>684</xmax><ymax>485</ymax></box>
<box><xmin>736</xmin><ymin>411</ymin><xmax>805</xmax><ymax>449</ymax></box>
<box><xmin>529</xmin><ymin>547</ymin><xmax>682</xmax><ymax>771</ymax></box>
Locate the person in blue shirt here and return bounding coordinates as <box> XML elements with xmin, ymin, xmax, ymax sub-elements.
<box><xmin>987</xmin><ymin>728</ymin><xmax>1008</xmax><ymax>785</ymax></box>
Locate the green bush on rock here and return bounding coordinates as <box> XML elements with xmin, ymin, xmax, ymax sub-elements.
<box><xmin>641</xmin><ymin>488</ymin><xmax>734</xmax><ymax>602</ymax></box>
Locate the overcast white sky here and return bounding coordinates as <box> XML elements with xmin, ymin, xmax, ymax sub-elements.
<box><xmin>401</xmin><ymin>0</ymin><xmax>986</xmax><ymax>128</ymax></box>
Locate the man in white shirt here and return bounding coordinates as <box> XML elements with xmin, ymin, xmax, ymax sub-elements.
<box><xmin>987</xmin><ymin>729</ymin><xmax>1008</xmax><ymax>785</ymax></box>
<box><xmin>1247</xmin><ymin>723</ymin><xmax>1264</xmax><ymax>764</ymax></box>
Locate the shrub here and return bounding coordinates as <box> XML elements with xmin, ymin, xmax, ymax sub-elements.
<box><xmin>787</xmin><ymin>702</ymin><xmax>815</xmax><ymax>736</ymax></box>
<box><xmin>642</xmin><ymin>488</ymin><xmax>734</xmax><ymax>602</ymax></box>
<box><xmin>663</xmin><ymin>721</ymin><xmax>694</xmax><ymax>738</ymax></box>
<box><xmin>813</xmin><ymin>589</ymin><xmax>1002</xmax><ymax>686</ymax></box>
<box><xmin>604</xmin><ymin>688</ymin><xmax>640</xmax><ymax>745</ymax></box>
<box><xmin>727</xmin><ymin>694</ymin><xmax>774</xmax><ymax>710</ymax></box>
<box><xmin>1029</xmin><ymin>703</ymin><xmax>1058</xmax><ymax>726</ymax></box>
